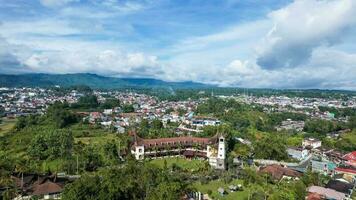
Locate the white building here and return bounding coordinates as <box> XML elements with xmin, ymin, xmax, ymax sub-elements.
<box><xmin>287</xmin><ymin>147</ymin><xmax>309</xmax><ymax>160</ymax></box>
<box><xmin>130</xmin><ymin>132</ymin><xmax>226</xmax><ymax>169</ymax></box>
<box><xmin>302</xmin><ymin>138</ymin><xmax>322</xmax><ymax>149</ymax></box>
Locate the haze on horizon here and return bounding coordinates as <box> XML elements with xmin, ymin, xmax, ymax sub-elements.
<box><xmin>0</xmin><ymin>0</ymin><xmax>356</xmax><ymax>90</ymax></box>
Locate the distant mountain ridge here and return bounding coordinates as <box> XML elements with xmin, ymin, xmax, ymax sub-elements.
<box><xmin>0</xmin><ymin>73</ymin><xmax>212</xmax><ymax>89</ymax></box>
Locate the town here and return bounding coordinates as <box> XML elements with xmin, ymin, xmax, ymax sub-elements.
<box><xmin>0</xmin><ymin>86</ymin><xmax>355</xmax><ymax>200</ymax></box>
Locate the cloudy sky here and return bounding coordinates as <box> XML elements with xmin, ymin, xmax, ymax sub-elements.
<box><xmin>0</xmin><ymin>0</ymin><xmax>356</xmax><ymax>89</ymax></box>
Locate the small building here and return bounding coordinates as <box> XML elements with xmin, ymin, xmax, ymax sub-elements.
<box><xmin>191</xmin><ymin>116</ymin><xmax>221</xmax><ymax>127</ymax></box>
<box><xmin>287</xmin><ymin>147</ymin><xmax>309</xmax><ymax>160</ymax></box>
<box><xmin>334</xmin><ymin>166</ymin><xmax>356</xmax><ymax>183</ymax></box>
<box><xmin>325</xmin><ymin>180</ymin><xmax>354</xmax><ymax>198</ymax></box>
<box><xmin>311</xmin><ymin>159</ymin><xmax>336</xmax><ymax>175</ymax></box>
<box><xmin>343</xmin><ymin>151</ymin><xmax>356</xmax><ymax>167</ymax></box>
<box><xmin>302</xmin><ymin>138</ymin><xmax>321</xmax><ymax>149</ymax></box>
<box><xmin>259</xmin><ymin>164</ymin><xmax>302</xmax><ymax>181</ymax></box>
<box><xmin>103</xmin><ymin>109</ymin><xmax>113</xmax><ymax>115</ymax></box>
<box><xmin>217</xmin><ymin>187</ymin><xmax>225</xmax><ymax>196</ymax></box>
<box><xmin>307</xmin><ymin>186</ymin><xmax>346</xmax><ymax>200</ymax></box>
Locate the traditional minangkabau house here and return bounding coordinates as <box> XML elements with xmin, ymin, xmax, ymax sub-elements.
<box><xmin>10</xmin><ymin>173</ymin><xmax>74</xmax><ymax>200</ymax></box>
<box><xmin>130</xmin><ymin>131</ymin><xmax>226</xmax><ymax>170</ymax></box>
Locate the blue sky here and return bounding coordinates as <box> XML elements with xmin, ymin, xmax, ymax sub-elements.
<box><xmin>0</xmin><ymin>0</ymin><xmax>356</xmax><ymax>89</ymax></box>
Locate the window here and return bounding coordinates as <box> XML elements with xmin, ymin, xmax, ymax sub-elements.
<box><xmin>220</xmin><ymin>138</ymin><xmax>224</xmax><ymax>142</ymax></box>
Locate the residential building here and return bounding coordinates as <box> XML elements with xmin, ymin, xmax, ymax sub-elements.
<box><xmin>287</xmin><ymin>147</ymin><xmax>309</xmax><ymax>160</ymax></box>
<box><xmin>303</xmin><ymin>138</ymin><xmax>322</xmax><ymax>149</ymax></box>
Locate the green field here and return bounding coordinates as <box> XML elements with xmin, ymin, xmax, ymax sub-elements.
<box><xmin>0</xmin><ymin>117</ymin><xmax>16</xmax><ymax>136</ymax></box>
<box><xmin>193</xmin><ymin>179</ymin><xmax>249</xmax><ymax>200</ymax></box>
<box><xmin>149</xmin><ymin>157</ymin><xmax>208</xmax><ymax>172</ymax></box>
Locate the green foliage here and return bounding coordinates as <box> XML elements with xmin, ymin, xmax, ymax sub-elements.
<box><xmin>61</xmin><ymin>175</ymin><xmax>101</xmax><ymax>200</ymax></box>
<box><xmin>304</xmin><ymin>119</ymin><xmax>344</xmax><ymax>135</ymax></box>
<box><xmin>253</xmin><ymin>134</ymin><xmax>288</xmax><ymax>161</ymax></box>
<box><xmin>318</xmin><ymin>106</ymin><xmax>356</xmax><ymax>118</ymax></box>
<box><xmin>27</xmin><ymin>130</ymin><xmax>73</xmax><ymax>160</ymax></box>
<box><xmin>100</xmin><ymin>98</ymin><xmax>120</xmax><ymax>109</ymax></box>
<box><xmin>73</xmin><ymin>95</ymin><xmax>99</xmax><ymax>109</ymax></box>
<box><xmin>82</xmin><ymin>145</ymin><xmax>103</xmax><ymax>171</ymax></box>
<box><xmin>348</xmin><ymin>115</ymin><xmax>356</xmax><ymax>129</ymax></box>
<box><xmin>14</xmin><ymin>115</ymin><xmax>41</xmax><ymax>131</ymax></box>
<box><xmin>62</xmin><ymin>161</ymin><xmax>188</xmax><ymax>200</ymax></box>
<box><xmin>122</xmin><ymin>104</ymin><xmax>135</xmax><ymax>113</ymax></box>
<box><xmin>46</xmin><ymin>102</ymin><xmax>78</xmax><ymax>128</ymax></box>
<box><xmin>137</xmin><ymin>119</ymin><xmax>176</xmax><ymax>138</ymax></box>
<box><xmin>335</xmin><ymin>131</ymin><xmax>356</xmax><ymax>151</ymax></box>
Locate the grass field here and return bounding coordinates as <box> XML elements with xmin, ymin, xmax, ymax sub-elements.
<box><xmin>193</xmin><ymin>179</ymin><xmax>249</xmax><ymax>200</ymax></box>
<box><xmin>0</xmin><ymin>117</ymin><xmax>16</xmax><ymax>136</ymax></box>
<box><xmin>149</xmin><ymin>157</ymin><xmax>208</xmax><ymax>171</ymax></box>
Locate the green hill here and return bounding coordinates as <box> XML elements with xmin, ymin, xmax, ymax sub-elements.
<box><xmin>0</xmin><ymin>73</ymin><xmax>212</xmax><ymax>89</ymax></box>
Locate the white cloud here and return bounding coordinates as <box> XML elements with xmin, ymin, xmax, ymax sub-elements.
<box><xmin>40</xmin><ymin>0</ymin><xmax>79</xmax><ymax>7</ymax></box>
<box><xmin>257</xmin><ymin>0</ymin><xmax>356</xmax><ymax>69</ymax></box>
<box><xmin>1</xmin><ymin>0</ymin><xmax>356</xmax><ymax>90</ymax></box>
<box><xmin>23</xmin><ymin>49</ymin><xmax>163</xmax><ymax>77</ymax></box>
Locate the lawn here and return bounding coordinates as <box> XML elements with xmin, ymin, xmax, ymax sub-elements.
<box><xmin>193</xmin><ymin>179</ymin><xmax>249</xmax><ymax>200</ymax></box>
<box><xmin>74</xmin><ymin>133</ymin><xmax>121</xmax><ymax>145</ymax></box>
<box><xmin>0</xmin><ymin>117</ymin><xmax>16</xmax><ymax>136</ymax></box>
<box><xmin>149</xmin><ymin>157</ymin><xmax>208</xmax><ymax>171</ymax></box>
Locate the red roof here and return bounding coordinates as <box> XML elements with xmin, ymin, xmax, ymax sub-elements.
<box><xmin>307</xmin><ymin>193</ymin><xmax>323</xmax><ymax>200</ymax></box>
<box><xmin>130</xmin><ymin>131</ymin><xmax>220</xmax><ymax>150</ymax></box>
<box><xmin>335</xmin><ymin>167</ymin><xmax>356</xmax><ymax>174</ymax></box>
<box><xmin>343</xmin><ymin>151</ymin><xmax>356</xmax><ymax>161</ymax></box>
<box><xmin>32</xmin><ymin>180</ymin><xmax>63</xmax><ymax>195</ymax></box>
<box><xmin>259</xmin><ymin>164</ymin><xmax>302</xmax><ymax>180</ymax></box>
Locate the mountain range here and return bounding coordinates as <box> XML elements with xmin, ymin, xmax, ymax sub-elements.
<box><xmin>0</xmin><ymin>73</ymin><xmax>212</xmax><ymax>89</ymax></box>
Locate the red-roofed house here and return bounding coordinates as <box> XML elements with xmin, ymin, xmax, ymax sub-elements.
<box><xmin>343</xmin><ymin>151</ymin><xmax>356</xmax><ymax>167</ymax></box>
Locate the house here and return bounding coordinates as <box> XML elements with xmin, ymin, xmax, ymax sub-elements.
<box><xmin>303</xmin><ymin>138</ymin><xmax>322</xmax><ymax>149</ymax></box>
<box><xmin>10</xmin><ymin>173</ymin><xmax>72</xmax><ymax>200</ymax></box>
<box><xmin>100</xmin><ymin>121</ymin><xmax>112</xmax><ymax>127</ymax></box>
<box><xmin>325</xmin><ymin>180</ymin><xmax>354</xmax><ymax>198</ymax></box>
<box><xmin>89</xmin><ymin>112</ymin><xmax>102</xmax><ymax>123</ymax></box>
<box><xmin>287</xmin><ymin>147</ymin><xmax>309</xmax><ymax>160</ymax></box>
<box><xmin>334</xmin><ymin>166</ymin><xmax>356</xmax><ymax>183</ymax></box>
<box><xmin>306</xmin><ymin>192</ymin><xmax>324</xmax><ymax>200</ymax></box>
<box><xmin>32</xmin><ymin>180</ymin><xmax>63</xmax><ymax>199</ymax></box>
<box><xmin>276</xmin><ymin>119</ymin><xmax>305</xmax><ymax>132</ymax></box>
<box><xmin>307</xmin><ymin>186</ymin><xmax>346</xmax><ymax>200</ymax></box>
<box><xmin>114</xmin><ymin>125</ymin><xmax>125</xmax><ymax>134</ymax></box>
<box><xmin>191</xmin><ymin>116</ymin><xmax>221</xmax><ymax>127</ymax></box>
<box><xmin>343</xmin><ymin>151</ymin><xmax>356</xmax><ymax>167</ymax></box>
<box><xmin>103</xmin><ymin>109</ymin><xmax>113</xmax><ymax>115</ymax></box>
<box><xmin>311</xmin><ymin>159</ymin><xmax>337</xmax><ymax>175</ymax></box>
<box><xmin>259</xmin><ymin>164</ymin><xmax>302</xmax><ymax>181</ymax></box>
<box><xmin>217</xmin><ymin>187</ymin><xmax>225</xmax><ymax>196</ymax></box>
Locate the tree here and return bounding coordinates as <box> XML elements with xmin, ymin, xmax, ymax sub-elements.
<box><xmin>253</xmin><ymin>134</ymin><xmax>288</xmax><ymax>161</ymax></box>
<box><xmin>28</xmin><ymin>130</ymin><xmax>74</xmax><ymax>160</ymax></box>
<box><xmin>46</xmin><ymin>102</ymin><xmax>78</xmax><ymax>128</ymax></box>
<box><xmin>348</xmin><ymin>115</ymin><xmax>356</xmax><ymax>129</ymax></box>
<box><xmin>74</xmin><ymin>95</ymin><xmax>99</xmax><ymax>109</ymax></box>
<box><xmin>152</xmin><ymin>119</ymin><xmax>163</xmax><ymax>129</ymax></box>
<box><xmin>82</xmin><ymin>145</ymin><xmax>103</xmax><ymax>171</ymax></box>
<box><xmin>61</xmin><ymin>175</ymin><xmax>101</xmax><ymax>200</ymax></box>
<box><xmin>100</xmin><ymin>98</ymin><xmax>120</xmax><ymax>109</ymax></box>
<box><xmin>122</xmin><ymin>104</ymin><xmax>135</xmax><ymax>113</ymax></box>
<box><xmin>62</xmin><ymin>161</ymin><xmax>188</xmax><ymax>200</ymax></box>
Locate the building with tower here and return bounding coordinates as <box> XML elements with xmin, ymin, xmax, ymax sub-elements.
<box><xmin>130</xmin><ymin>131</ymin><xmax>226</xmax><ymax>169</ymax></box>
